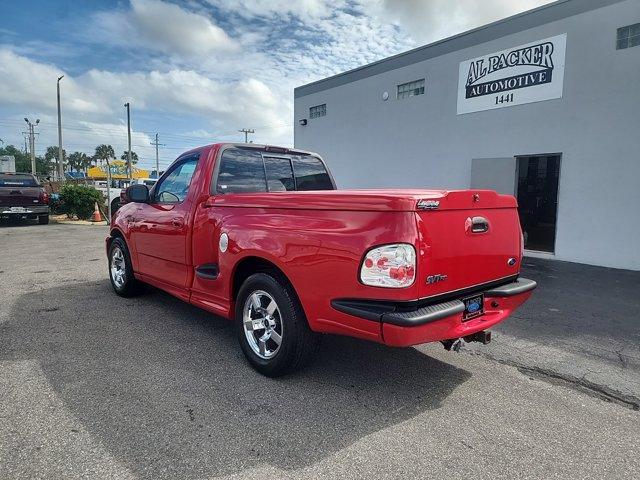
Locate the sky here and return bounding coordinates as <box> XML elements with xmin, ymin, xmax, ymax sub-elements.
<box><xmin>0</xmin><ymin>0</ymin><xmax>553</xmax><ymax>171</ymax></box>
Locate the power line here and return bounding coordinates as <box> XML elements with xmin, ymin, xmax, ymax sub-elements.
<box><xmin>150</xmin><ymin>133</ymin><xmax>165</xmax><ymax>176</ymax></box>
<box><xmin>239</xmin><ymin>128</ymin><xmax>255</xmax><ymax>143</ymax></box>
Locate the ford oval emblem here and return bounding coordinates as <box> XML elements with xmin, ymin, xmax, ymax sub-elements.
<box><xmin>507</xmin><ymin>257</ymin><xmax>517</xmax><ymax>266</ymax></box>
<box><xmin>467</xmin><ymin>302</ymin><xmax>480</xmax><ymax>313</ymax></box>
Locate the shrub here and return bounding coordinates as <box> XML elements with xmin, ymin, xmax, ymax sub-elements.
<box><xmin>59</xmin><ymin>184</ymin><xmax>104</xmax><ymax>220</ymax></box>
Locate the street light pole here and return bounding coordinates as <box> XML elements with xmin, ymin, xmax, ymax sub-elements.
<box><xmin>57</xmin><ymin>75</ymin><xmax>64</xmax><ymax>181</ymax></box>
<box><xmin>124</xmin><ymin>102</ymin><xmax>132</xmax><ymax>180</ymax></box>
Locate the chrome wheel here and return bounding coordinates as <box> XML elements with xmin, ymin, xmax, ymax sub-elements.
<box><xmin>243</xmin><ymin>290</ymin><xmax>283</xmax><ymax>359</ymax></box>
<box><xmin>110</xmin><ymin>246</ymin><xmax>126</xmax><ymax>289</ymax></box>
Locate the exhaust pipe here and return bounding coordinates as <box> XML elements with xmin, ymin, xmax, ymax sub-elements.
<box><xmin>441</xmin><ymin>338</ymin><xmax>463</xmax><ymax>352</ymax></box>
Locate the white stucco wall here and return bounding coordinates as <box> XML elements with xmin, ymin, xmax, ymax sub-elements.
<box><xmin>294</xmin><ymin>0</ymin><xmax>640</xmax><ymax>270</ymax></box>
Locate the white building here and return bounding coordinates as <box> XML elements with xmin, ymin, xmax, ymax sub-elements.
<box><xmin>294</xmin><ymin>0</ymin><xmax>640</xmax><ymax>270</ymax></box>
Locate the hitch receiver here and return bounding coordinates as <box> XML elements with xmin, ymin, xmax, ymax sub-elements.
<box><xmin>464</xmin><ymin>330</ymin><xmax>492</xmax><ymax>345</ymax></box>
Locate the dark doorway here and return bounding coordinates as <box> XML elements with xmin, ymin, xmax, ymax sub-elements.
<box><xmin>516</xmin><ymin>154</ymin><xmax>561</xmax><ymax>253</ymax></box>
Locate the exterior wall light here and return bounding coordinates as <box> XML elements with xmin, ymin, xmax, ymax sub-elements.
<box><xmin>299</xmin><ymin>119</ymin><xmax>308</xmax><ymax>126</ymax></box>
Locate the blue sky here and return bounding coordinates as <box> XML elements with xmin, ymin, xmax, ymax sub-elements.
<box><xmin>0</xmin><ymin>0</ymin><xmax>551</xmax><ymax>170</ymax></box>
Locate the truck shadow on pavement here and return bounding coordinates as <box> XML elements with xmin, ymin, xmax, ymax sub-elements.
<box><xmin>3</xmin><ymin>280</ymin><xmax>471</xmax><ymax>479</ymax></box>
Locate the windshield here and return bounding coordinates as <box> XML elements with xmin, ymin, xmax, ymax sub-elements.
<box><xmin>0</xmin><ymin>174</ymin><xmax>39</xmax><ymax>187</ymax></box>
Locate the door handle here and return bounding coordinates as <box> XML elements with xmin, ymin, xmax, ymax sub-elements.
<box><xmin>172</xmin><ymin>218</ymin><xmax>184</xmax><ymax>228</ymax></box>
<box><xmin>466</xmin><ymin>216</ymin><xmax>489</xmax><ymax>234</ymax></box>
<box><xmin>471</xmin><ymin>216</ymin><xmax>489</xmax><ymax>233</ymax></box>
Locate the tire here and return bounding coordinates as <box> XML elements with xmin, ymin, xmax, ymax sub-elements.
<box><xmin>236</xmin><ymin>272</ymin><xmax>319</xmax><ymax>377</ymax></box>
<box><xmin>38</xmin><ymin>215</ymin><xmax>49</xmax><ymax>225</ymax></box>
<box><xmin>108</xmin><ymin>237</ymin><xmax>145</xmax><ymax>297</ymax></box>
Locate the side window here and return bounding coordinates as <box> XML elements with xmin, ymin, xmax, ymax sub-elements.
<box><xmin>264</xmin><ymin>156</ymin><xmax>295</xmax><ymax>192</ymax></box>
<box><xmin>216</xmin><ymin>148</ymin><xmax>267</xmax><ymax>193</ymax></box>
<box><xmin>292</xmin><ymin>156</ymin><xmax>334</xmax><ymax>191</ymax></box>
<box><xmin>155</xmin><ymin>157</ymin><xmax>199</xmax><ymax>203</ymax></box>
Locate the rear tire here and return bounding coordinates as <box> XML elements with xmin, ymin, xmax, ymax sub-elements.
<box><xmin>38</xmin><ymin>215</ymin><xmax>49</xmax><ymax>225</ymax></box>
<box><xmin>236</xmin><ymin>273</ymin><xmax>319</xmax><ymax>377</ymax></box>
<box><xmin>108</xmin><ymin>237</ymin><xmax>145</xmax><ymax>297</ymax></box>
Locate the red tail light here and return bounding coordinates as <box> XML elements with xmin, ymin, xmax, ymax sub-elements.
<box><xmin>39</xmin><ymin>190</ymin><xmax>49</xmax><ymax>204</ymax></box>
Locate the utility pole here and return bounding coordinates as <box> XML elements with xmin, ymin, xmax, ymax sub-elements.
<box><xmin>239</xmin><ymin>128</ymin><xmax>255</xmax><ymax>143</ymax></box>
<box><xmin>124</xmin><ymin>102</ymin><xmax>132</xmax><ymax>180</ymax></box>
<box><xmin>24</xmin><ymin>118</ymin><xmax>40</xmax><ymax>174</ymax></box>
<box><xmin>150</xmin><ymin>133</ymin><xmax>165</xmax><ymax>178</ymax></box>
<box><xmin>57</xmin><ymin>75</ymin><xmax>64</xmax><ymax>180</ymax></box>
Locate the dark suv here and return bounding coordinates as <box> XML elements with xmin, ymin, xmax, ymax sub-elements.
<box><xmin>0</xmin><ymin>173</ymin><xmax>50</xmax><ymax>224</ymax></box>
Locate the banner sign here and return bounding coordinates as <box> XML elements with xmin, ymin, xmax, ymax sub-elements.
<box><xmin>457</xmin><ymin>34</ymin><xmax>566</xmax><ymax>114</ymax></box>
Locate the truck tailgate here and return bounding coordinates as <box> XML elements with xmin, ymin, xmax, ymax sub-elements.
<box><xmin>415</xmin><ymin>190</ymin><xmax>521</xmax><ymax>299</ymax></box>
<box><xmin>0</xmin><ymin>186</ymin><xmax>43</xmax><ymax>207</ymax></box>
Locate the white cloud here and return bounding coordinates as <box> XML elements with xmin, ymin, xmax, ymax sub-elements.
<box><xmin>208</xmin><ymin>0</ymin><xmax>335</xmax><ymax>19</ymax></box>
<box><xmin>1</xmin><ymin>0</ymin><xmax>557</xmax><ymax>162</ymax></box>
<box><xmin>0</xmin><ymin>49</ymin><xmax>108</xmax><ymax>115</ymax></box>
<box><xmin>95</xmin><ymin>0</ymin><xmax>238</xmax><ymax>56</ymax></box>
<box><xmin>0</xmin><ymin>46</ymin><xmax>285</xmax><ymax>126</ymax></box>
<box><xmin>365</xmin><ymin>0</ymin><xmax>555</xmax><ymax>44</ymax></box>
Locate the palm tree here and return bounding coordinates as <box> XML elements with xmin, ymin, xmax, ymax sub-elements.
<box><xmin>93</xmin><ymin>144</ymin><xmax>115</xmax><ymax>167</ymax></box>
<box><xmin>68</xmin><ymin>152</ymin><xmax>91</xmax><ymax>172</ymax></box>
<box><xmin>120</xmin><ymin>150</ymin><xmax>139</xmax><ymax>165</ymax></box>
<box><xmin>44</xmin><ymin>146</ymin><xmax>66</xmax><ymax>173</ymax></box>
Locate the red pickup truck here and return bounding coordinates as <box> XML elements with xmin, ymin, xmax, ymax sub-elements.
<box><xmin>107</xmin><ymin>143</ymin><xmax>536</xmax><ymax>376</ymax></box>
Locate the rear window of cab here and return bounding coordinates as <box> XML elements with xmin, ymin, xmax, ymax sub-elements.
<box><xmin>215</xmin><ymin>148</ymin><xmax>334</xmax><ymax>194</ymax></box>
<box><xmin>0</xmin><ymin>174</ymin><xmax>39</xmax><ymax>187</ymax></box>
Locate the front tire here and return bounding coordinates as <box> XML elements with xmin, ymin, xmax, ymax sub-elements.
<box><xmin>236</xmin><ymin>273</ymin><xmax>319</xmax><ymax>377</ymax></box>
<box><xmin>108</xmin><ymin>237</ymin><xmax>145</xmax><ymax>297</ymax></box>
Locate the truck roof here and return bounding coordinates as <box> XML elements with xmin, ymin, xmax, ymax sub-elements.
<box><xmin>180</xmin><ymin>143</ymin><xmax>319</xmax><ymax>158</ymax></box>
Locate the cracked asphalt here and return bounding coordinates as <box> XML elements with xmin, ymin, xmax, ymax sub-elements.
<box><xmin>463</xmin><ymin>257</ymin><xmax>640</xmax><ymax>409</ymax></box>
<box><xmin>1</xmin><ymin>222</ymin><xmax>639</xmax><ymax>479</ymax></box>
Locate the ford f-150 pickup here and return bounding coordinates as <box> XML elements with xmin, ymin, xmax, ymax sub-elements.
<box><xmin>106</xmin><ymin>143</ymin><xmax>536</xmax><ymax>376</ymax></box>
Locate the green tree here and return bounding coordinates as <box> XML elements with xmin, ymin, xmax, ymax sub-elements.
<box><xmin>45</xmin><ymin>146</ymin><xmax>66</xmax><ymax>163</ymax></box>
<box><xmin>35</xmin><ymin>156</ymin><xmax>54</xmax><ymax>176</ymax></box>
<box><xmin>44</xmin><ymin>146</ymin><xmax>67</xmax><ymax>174</ymax></box>
<box><xmin>0</xmin><ymin>144</ymin><xmax>54</xmax><ymax>175</ymax></box>
<box><xmin>0</xmin><ymin>144</ymin><xmax>30</xmax><ymax>172</ymax></box>
<box><xmin>120</xmin><ymin>150</ymin><xmax>139</xmax><ymax>164</ymax></box>
<box><xmin>59</xmin><ymin>184</ymin><xmax>104</xmax><ymax>220</ymax></box>
<box><xmin>93</xmin><ymin>144</ymin><xmax>115</xmax><ymax>166</ymax></box>
<box><xmin>68</xmin><ymin>151</ymin><xmax>92</xmax><ymax>172</ymax></box>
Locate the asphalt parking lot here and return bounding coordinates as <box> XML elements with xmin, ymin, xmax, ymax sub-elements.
<box><xmin>1</xmin><ymin>223</ymin><xmax>639</xmax><ymax>479</ymax></box>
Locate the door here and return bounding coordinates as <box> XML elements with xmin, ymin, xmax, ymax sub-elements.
<box><xmin>134</xmin><ymin>155</ymin><xmax>200</xmax><ymax>287</ymax></box>
<box><xmin>516</xmin><ymin>154</ymin><xmax>561</xmax><ymax>253</ymax></box>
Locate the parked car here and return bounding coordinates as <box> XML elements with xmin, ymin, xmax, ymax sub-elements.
<box><xmin>106</xmin><ymin>143</ymin><xmax>536</xmax><ymax>376</ymax></box>
<box><xmin>0</xmin><ymin>173</ymin><xmax>50</xmax><ymax>224</ymax></box>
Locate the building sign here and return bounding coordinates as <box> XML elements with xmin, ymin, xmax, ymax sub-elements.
<box><xmin>457</xmin><ymin>34</ymin><xmax>566</xmax><ymax>114</ymax></box>
<box><xmin>87</xmin><ymin>160</ymin><xmax>149</xmax><ymax>179</ymax></box>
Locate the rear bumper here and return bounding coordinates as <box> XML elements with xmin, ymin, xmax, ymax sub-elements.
<box><xmin>332</xmin><ymin>278</ymin><xmax>537</xmax><ymax>347</ymax></box>
<box><xmin>1</xmin><ymin>205</ymin><xmax>49</xmax><ymax>219</ymax></box>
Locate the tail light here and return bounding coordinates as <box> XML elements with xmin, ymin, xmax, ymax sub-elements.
<box><xmin>39</xmin><ymin>190</ymin><xmax>49</xmax><ymax>204</ymax></box>
<box><xmin>360</xmin><ymin>243</ymin><xmax>416</xmax><ymax>288</ymax></box>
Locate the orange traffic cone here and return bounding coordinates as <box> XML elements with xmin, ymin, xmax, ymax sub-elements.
<box><xmin>91</xmin><ymin>202</ymin><xmax>102</xmax><ymax>222</ymax></box>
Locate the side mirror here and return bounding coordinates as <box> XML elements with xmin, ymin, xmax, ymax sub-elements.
<box><xmin>125</xmin><ymin>184</ymin><xmax>149</xmax><ymax>203</ymax></box>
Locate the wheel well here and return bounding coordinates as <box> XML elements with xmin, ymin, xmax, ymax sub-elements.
<box><xmin>107</xmin><ymin>228</ymin><xmax>124</xmax><ymax>250</ymax></box>
<box><xmin>232</xmin><ymin>256</ymin><xmax>292</xmax><ymax>301</ymax></box>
